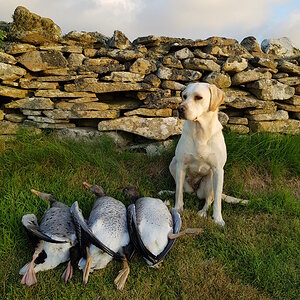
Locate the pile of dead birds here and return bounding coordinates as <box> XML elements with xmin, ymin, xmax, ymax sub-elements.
<box><xmin>20</xmin><ymin>183</ymin><xmax>202</xmax><ymax>290</ymax></box>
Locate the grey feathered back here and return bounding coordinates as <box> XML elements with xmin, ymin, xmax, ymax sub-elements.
<box><xmin>88</xmin><ymin>196</ymin><xmax>127</xmax><ymax>239</ymax></box>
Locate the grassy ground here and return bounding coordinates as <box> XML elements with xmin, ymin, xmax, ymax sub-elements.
<box><xmin>0</xmin><ymin>130</ymin><xmax>299</xmax><ymax>300</ymax></box>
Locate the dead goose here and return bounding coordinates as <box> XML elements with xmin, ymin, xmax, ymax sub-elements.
<box><xmin>20</xmin><ymin>189</ymin><xmax>79</xmax><ymax>286</ymax></box>
<box><xmin>70</xmin><ymin>182</ymin><xmax>134</xmax><ymax>291</ymax></box>
<box><xmin>124</xmin><ymin>186</ymin><xmax>202</xmax><ymax>267</ymax></box>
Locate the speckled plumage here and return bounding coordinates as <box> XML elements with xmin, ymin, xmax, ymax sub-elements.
<box><xmin>134</xmin><ymin>197</ymin><xmax>173</xmax><ymax>258</ymax></box>
<box><xmin>40</xmin><ymin>204</ymin><xmax>75</xmax><ymax>241</ymax></box>
<box><xmin>20</xmin><ymin>199</ymin><xmax>77</xmax><ymax>277</ymax></box>
<box><xmin>76</xmin><ymin>196</ymin><xmax>130</xmax><ymax>271</ymax></box>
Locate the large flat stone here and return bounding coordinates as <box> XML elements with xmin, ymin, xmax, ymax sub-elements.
<box><xmin>27</xmin><ymin>116</ymin><xmax>70</xmax><ymax>124</ymax></box>
<box><xmin>106</xmin><ymin>49</ymin><xmax>144</xmax><ymax>61</ymax></box>
<box><xmin>157</xmin><ymin>66</ymin><xmax>202</xmax><ymax>81</ymax></box>
<box><xmin>124</xmin><ymin>108</ymin><xmax>172</xmax><ymax>117</ymax></box>
<box><xmin>182</xmin><ymin>58</ymin><xmax>220</xmax><ymax>72</ymax></box>
<box><xmin>83</xmin><ymin>57</ymin><xmax>120</xmax><ymax>66</ymax></box>
<box><xmin>10</xmin><ymin>6</ymin><xmax>61</xmax><ymax>44</ymax></box>
<box><xmin>43</xmin><ymin>109</ymin><xmax>119</xmax><ymax>119</ymax></box>
<box><xmin>249</xmin><ymin>119</ymin><xmax>300</xmax><ymax>134</ymax></box>
<box><xmin>276</xmin><ymin>103</ymin><xmax>300</xmax><ymax>112</ymax></box>
<box><xmin>35</xmin><ymin>90</ymin><xmax>97</xmax><ymax>98</ymax></box>
<box><xmin>225</xmin><ymin>90</ymin><xmax>274</xmax><ymax>109</ymax></box>
<box><xmin>19</xmin><ymin>79</ymin><xmax>58</xmax><ymax>89</ymax></box>
<box><xmin>277</xmin><ymin>60</ymin><xmax>300</xmax><ymax>75</ymax></box>
<box><xmin>203</xmin><ymin>72</ymin><xmax>231</xmax><ymax>88</ymax></box>
<box><xmin>277</xmin><ymin>77</ymin><xmax>300</xmax><ymax>86</ymax></box>
<box><xmin>130</xmin><ymin>58</ymin><xmax>157</xmax><ymax>75</ymax></box>
<box><xmin>98</xmin><ymin>116</ymin><xmax>184</xmax><ymax>140</ymax></box>
<box><xmin>246</xmin><ymin>79</ymin><xmax>295</xmax><ymax>100</ymax></box>
<box><xmin>5</xmin><ymin>97</ymin><xmax>54</xmax><ymax>109</ymax></box>
<box><xmin>226</xmin><ymin>124</ymin><xmax>249</xmax><ymax>134</ymax></box>
<box><xmin>247</xmin><ymin>110</ymin><xmax>289</xmax><ymax>121</ymax></box>
<box><xmin>286</xmin><ymin>95</ymin><xmax>300</xmax><ymax>105</ymax></box>
<box><xmin>23</xmin><ymin>120</ymin><xmax>76</xmax><ymax>129</ymax></box>
<box><xmin>0</xmin><ymin>85</ymin><xmax>28</xmax><ymax>98</ymax></box>
<box><xmin>161</xmin><ymin>80</ymin><xmax>186</xmax><ymax>90</ymax></box>
<box><xmin>162</xmin><ymin>56</ymin><xmax>183</xmax><ymax>69</ymax></box>
<box><xmin>203</xmin><ymin>43</ymin><xmax>253</xmax><ymax>59</ymax></box>
<box><xmin>103</xmin><ymin>72</ymin><xmax>144</xmax><ymax>82</ymax></box>
<box><xmin>0</xmin><ymin>62</ymin><xmax>26</xmax><ymax>81</ymax></box>
<box><xmin>261</xmin><ymin>38</ymin><xmax>300</xmax><ymax>58</ymax></box>
<box><xmin>18</xmin><ymin>50</ymin><xmax>67</xmax><ymax>72</ymax></box>
<box><xmin>55</xmin><ymin>101</ymin><xmax>109</xmax><ymax>111</ymax></box>
<box><xmin>5</xmin><ymin>113</ymin><xmax>26</xmax><ymax>123</ymax></box>
<box><xmin>222</xmin><ymin>57</ymin><xmax>248</xmax><ymax>73</ymax></box>
<box><xmin>0</xmin><ymin>52</ymin><xmax>17</xmax><ymax>64</ymax></box>
<box><xmin>64</xmin><ymin>79</ymin><xmax>151</xmax><ymax>93</ymax></box>
<box><xmin>228</xmin><ymin>117</ymin><xmax>248</xmax><ymax>125</ymax></box>
<box><xmin>231</xmin><ymin>68</ymin><xmax>272</xmax><ymax>85</ymax></box>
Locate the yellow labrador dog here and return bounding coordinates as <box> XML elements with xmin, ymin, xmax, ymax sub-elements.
<box><xmin>169</xmin><ymin>82</ymin><xmax>226</xmax><ymax>226</ymax></box>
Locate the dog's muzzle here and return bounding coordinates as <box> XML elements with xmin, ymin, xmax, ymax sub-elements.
<box><xmin>177</xmin><ymin>105</ymin><xmax>186</xmax><ymax>119</ymax></box>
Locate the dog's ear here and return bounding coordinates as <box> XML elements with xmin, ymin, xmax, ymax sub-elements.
<box><xmin>208</xmin><ymin>84</ymin><xmax>225</xmax><ymax>111</ymax></box>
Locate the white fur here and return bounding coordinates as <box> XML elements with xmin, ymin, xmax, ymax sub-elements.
<box><xmin>169</xmin><ymin>83</ymin><xmax>227</xmax><ymax>226</ymax></box>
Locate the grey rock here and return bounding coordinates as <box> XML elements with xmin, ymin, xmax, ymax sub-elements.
<box><xmin>246</xmin><ymin>79</ymin><xmax>295</xmax><ymax>100</ymax></box>
<box><xmin>261</xmin><ymin>37</ymin><xmax>300</xmax><ymax>58</ymax></box>
<box><xmin>174</xmin><ymin>48</ymin><xmax>194</xmax><ymax>60</ymax></box>
<box><xmin>157</xmin><ymin>66</ymin><xmax>201</xmax><ymax>81</ymax></box>
<box><xmin>183</xmin><ymin>58</ymin><xmax>220</xmax><ymax>72</ymax></box>
<box><xmin>231</xmin><ymin>68</ymin><xmax>272</xmax><ymax>85</ymax></box>
<box><xmin>109</xmin><ymin>30</ymin><xmax>132</xmax><ymax>50</ymax></box>
<box><xmin>222</xmin><ymin>57</ymin><xmax>248</xmax><ymax>73</ymax></box>
<box><xmin>203</xmin><ymin>72</ymin><xmax>231</xmax><ymax>88</ymax></box>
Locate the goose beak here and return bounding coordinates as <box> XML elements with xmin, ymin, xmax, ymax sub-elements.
<box><xmin>30</xmin><ymin>189</ymin><xmax>40</xmax><ymax>196</ymax></box>
<box><xmin>83</xmin><ymin>182</ymin><xmax>92</xmax><ymax>189</ymax></box>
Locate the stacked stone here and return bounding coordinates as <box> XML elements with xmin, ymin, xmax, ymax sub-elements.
<box><xmin>0</xmin><ymin>6</ymin><xmax>299</xmax><ymax>142</ymax></box>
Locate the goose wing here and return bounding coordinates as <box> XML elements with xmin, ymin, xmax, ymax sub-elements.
<box><xmin>22</xmin><ymin>214</ymin><xmax>68</xmax><ymax>244</ymax></box>
<box><xmin>127</xmin><ymin>204</ymin><xmax>158</xmax><ymax>264</ymax></box>
<box><xmin>70</xmin><ymin>202</ymin><xmax>123</xmax><ymax>260</ymax></box>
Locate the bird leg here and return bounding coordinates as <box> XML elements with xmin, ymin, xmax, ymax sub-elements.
<box><xmin>83</xmin><ymin>246</ymin><xmax>93</xmax><ymax>284</ymax></box>
<box><xmin>61</xmin><ymin>261</ymin><xmax>73</xmax><ymax>284</ymax></box>
<box><xmin>168</xmin><ymin>228</ymin><xmax>203</xmax><ymax>239</ymax></box>
<box><xmin>114</xmin><ymin>257</ymin><xmax>130</xmax><ymax>291</ymax></box>
<box><xmin>21</xmin><ymin>241</ymin><xmax>43</xmax><ymax>286</ymax></box>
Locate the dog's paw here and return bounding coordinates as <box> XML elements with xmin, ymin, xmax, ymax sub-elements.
<box><xmin>197</xmin><ymin>209</ymin><xmax>207</xmax><ymax>218</ymax></box>
<box><xmin>213</xmin><ymin>217</ymin><xmax>225</xmax><ymax>227</ymax></box>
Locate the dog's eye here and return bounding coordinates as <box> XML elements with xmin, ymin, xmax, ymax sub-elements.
<box><xmin>182</xmin><ymin>94</ymin><xmax>187</xmax><ymax>100</ymax></box>
<box><xmin>194</xmin><ymin>95</ymin><xmax>202</xmax><ymax>100</ymax></box>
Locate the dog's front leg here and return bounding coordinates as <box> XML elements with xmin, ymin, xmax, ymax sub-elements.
<box><xmin>175</xmin><ymin>163</ymin><xmax>186</xmax><ymax>212</ymax></box>
<box><xmin>212</xmin><ymin>167</ymin><xmax>225</xmax><ymax>226</ymax></box>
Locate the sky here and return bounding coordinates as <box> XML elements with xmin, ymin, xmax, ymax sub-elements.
<box><xmin>0</xmin><ymin>0</ymin><xmax>300</xmax><ymax>47</ymax></box>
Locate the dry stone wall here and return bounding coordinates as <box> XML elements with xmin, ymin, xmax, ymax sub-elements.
<box><xmin>0</xmin><ymin>6</ymin><xmax>300</xmax><ymax>142</ymax></box>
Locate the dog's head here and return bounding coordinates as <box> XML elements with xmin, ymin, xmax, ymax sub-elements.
<box><xmin>177</xmin><ymin>83</ymin><xmax>225</xmax><ymax>120</ymax></box>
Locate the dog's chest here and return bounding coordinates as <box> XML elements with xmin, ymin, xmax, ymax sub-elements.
<box><xmin>184</xmin><ymin>154</ymin><xmax>211</xmax><ymax>176</ymax></box>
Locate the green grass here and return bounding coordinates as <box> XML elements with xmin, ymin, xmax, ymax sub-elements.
<box><xmin>0</xmin><ymin>130</ymin><xmax>299</xmax><ymax>300</ymax></box>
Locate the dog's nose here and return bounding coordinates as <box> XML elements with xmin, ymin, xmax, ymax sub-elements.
<box><xmin>177</xmin><ymin>105</ymin><xmax>185</xmax><ymax>114</ymax></box>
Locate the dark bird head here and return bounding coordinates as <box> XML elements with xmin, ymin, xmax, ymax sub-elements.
<box><xmin>83</xmin><ymin>182</ymin><xmax>105</xmax><ymax>198</ymax></box>
<box><xmin>123</xmin><ymin>186</ymin><xmax>140</xmax><ymax>203</ymax></box>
